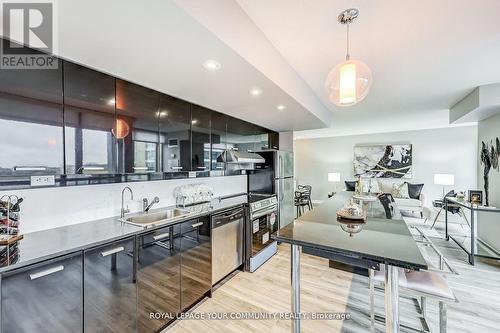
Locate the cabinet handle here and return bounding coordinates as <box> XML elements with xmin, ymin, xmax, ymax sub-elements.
<box><xmin>29</xmin><ymin>265</ymin><xmax>64</xmax><ymax>280</ymax></box>
<box><xmin>153</xmin><ymin>232</ymin><xmax>170</xmax><ymax>241</ymax></box>
<box><xmin>191</xmin><ymin>222</ymin><xmax>203</xmax><ymax>228</ymax></box>
<box><xmin>101</xmin><ymin>246</ymin><xmax>125</xmax><ymax>257</ymax></box>
<box><xmin>171</xmin><ymin>166</ymin><xmax>183</xmax><ymax>170</ymax></box>
<box><xmin>216</xmin><ymin>166</ymin><xmax>224</xmax><ymax>169</ymax></box>
<box><xmin>197</xmin><ymin>167</ymin><xmax>207</xmax><ymax>169</ymax></box>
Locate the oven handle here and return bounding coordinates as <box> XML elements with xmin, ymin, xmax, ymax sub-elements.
<box><xmin>252</xmin><ymin>206</ymin><xmax>278</xmax><ymax>219</ymax></box>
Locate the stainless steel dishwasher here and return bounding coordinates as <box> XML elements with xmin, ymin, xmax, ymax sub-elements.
<box><xmin>211</xmin><ymin>207</ymin><xmax>245</xmax><ymax>284</ymax></box>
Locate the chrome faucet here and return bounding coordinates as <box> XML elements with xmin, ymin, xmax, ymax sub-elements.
<box><xmin>143</xmin><ymin>196</ymin><xmax>160</xmax><ymax>213</ymax></box>
<box><xmin>121</xmin><ymin>186</ymin><xmax>134</xmax><ymax>218</ymax></box>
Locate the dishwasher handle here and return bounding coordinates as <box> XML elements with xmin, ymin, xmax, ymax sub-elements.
<box><xmin>212</xmin><ymin>208</ymin><xmax>244</xmax><ymax>229</ymax></box>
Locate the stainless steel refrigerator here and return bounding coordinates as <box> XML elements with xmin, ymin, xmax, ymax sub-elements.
<box><xmin>274</xmin><ymin>151</ymin><xmax>294</xmax><ymax>228</ymax></box>
<box><xmin>248</xmin><ymin>150</ymin><xmax>294</xmax><ymax>229</ymax></box>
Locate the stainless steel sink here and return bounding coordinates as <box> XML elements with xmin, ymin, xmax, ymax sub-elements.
<box><xmin>121</xmin><ymin>208</ymin><xmax>191</xmax><ymax>227</ymax></box>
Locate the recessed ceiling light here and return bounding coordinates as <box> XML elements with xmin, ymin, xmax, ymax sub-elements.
<box><xmin>108</xmin><ymin>98</ymin><xmax>116</xmax><ymax>105</ymax></box>
<box><xmin>249</xmin><ymin>88</ymin><xmax>263</xmax><ymax>97</ymax></box>
<box><xmin>277</xmin><ymin>104</ymin><xmax>286</xmax><ymax>111</ymax></box>
<box><xmin>191</xmin><ymin>119</ymin><xmax>198</xmax><ymax>125</ymax></box>
<box><xmin>203</xmin><ymin>59</ymin><xmax>221</xmax><ymax>72</ymax></box>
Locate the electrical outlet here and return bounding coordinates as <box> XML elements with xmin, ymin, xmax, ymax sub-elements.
<box><xmin>188</xmin><ymin>171</ymin><xmax>196</xmax><ymax>178</ymax></box>
<box><xmin>30</xmin><ymin>175</ymin><xmax>55</xmax><ymax>187</ymax></box>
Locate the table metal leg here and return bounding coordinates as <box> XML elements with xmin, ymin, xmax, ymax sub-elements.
<box><xmin>385</xmin><ymin>264</ymin><xmax>399</xmax><ymax>333</ymax></box>
<box><xmin>470</xmin><ymin>210</ymin><xmax>475</xmax><ymax>265</ymax></box>
<box><xmin>460</xmin><ymin>208</ymin><xmax>471</xmax><ymax>228</ymax></box>
<box><xmin>439</xmin><ymin>301</ymin><xmax>447</xmax><ymax>333</ymax></box>
<box><xmin>445</xmin><ymin>200</ymin><xmax>449</xmax><ymax>241</ymax></box>
<box><xmin>369</xmin><ymin>269</ymin><xmax>375</xmax><ymax>333</ymax></box>
<box><xmin>430</xmin><ymin>207</ymin><xmax>443</xmax><ymax>229</ymax></box>
<box><xmin>291</xmin><ymin>244</ymin><xmax>301</xmax><ymax>333</ymax></box>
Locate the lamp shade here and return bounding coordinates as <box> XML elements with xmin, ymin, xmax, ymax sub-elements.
<box><xmin>434</xmin><ymin>174</ymin><xmax>454</xmax><ymax>186</ymax></box>
<box><xmin>328</xmin><ymin>172</ymin><xmax>341</xmax><ymax>182</ymax></box>
<box><xmin>325</xmin><ymin>59</ymin><xmax>372</xmax><ymax>107</ymax></box>
<box><xmin>112</xmin><ymin>118</ymin><xmax>130</xmax><ymax>139</ymax></box>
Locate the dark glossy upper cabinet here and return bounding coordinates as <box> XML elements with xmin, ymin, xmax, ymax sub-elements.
<box><xmin>269</xmin><ymin>131</ymin><xmax>279</xmax><ymax>150</ymax></box>
<box><xmin>210</xmin><ymin>112</ymin><xmax>227</xmax><ymax>171</ymax></box>
<box><xmin>225</xmin><ymin>116</ymin><xmax>246</xmax><ymax>152</ymax></box>
<box><xmin>191</xmin><ymin>105</ymin><xmax>211</xmax><ymax>172</ymax></box>
<box><xmin>249</xmin><ymin>124</ymin><xmax>269</xmax><ymax>152</ymax></box>
<box><xmin>226</xmin><ymin>116</ymin><xmax>262</xmax><ymax>153</ymax></box>
<box><xmin>116</xmin><ymin>79</ymin><xmax>160</xmax><ymax>174</ymax></box>
<box><xmin>255</xmin><ymin>126</ymin><xmax>277</xmax><ymax>151</ymax></box>
<box><xmin>63</xmin><ymin>61</ymin><xmax>117</xmax><ymax>175</ymax></box>
<box><xmin>159</xmin><ymin>95</ymin><xmax>191</xmax><ymax>172</ymax></box>
<box><xmin>0</xmin><ymin>56</ymin><xmax>64</xmax><ymax>178</ymax></box>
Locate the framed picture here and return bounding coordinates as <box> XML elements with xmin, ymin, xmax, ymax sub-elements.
<box><xmin>353</xmin><ymin>144</ymin><xmax>412</xmax><ymax>178</ymax></box>
<box><xmin>468</xmin><ymin>190</ymin><xmax>483</xmax><ymax>205</ymax></box>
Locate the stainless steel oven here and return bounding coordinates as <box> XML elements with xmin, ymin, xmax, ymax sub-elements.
<box><xmin>245</xmin><ymin>194</ymin><xmax>278</xmax><ymax>272</ymax></box>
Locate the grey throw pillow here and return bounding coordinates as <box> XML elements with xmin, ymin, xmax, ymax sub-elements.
<box><xmin>392</xmin><ymin>182</ymin><xmax>410</xmax><ymax>198</ymax></box>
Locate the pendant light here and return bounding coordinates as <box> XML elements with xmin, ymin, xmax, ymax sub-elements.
<box><xmin>325</xmin><ymin>8</ymin><xmax>372</xmax><ymax>107</ymax></box>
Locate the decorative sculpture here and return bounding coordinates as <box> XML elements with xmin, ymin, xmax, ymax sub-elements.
<box><xmin>480</xmin><ymin>138</ymin><xmax>500</xmax><ymax>206</ymax></box>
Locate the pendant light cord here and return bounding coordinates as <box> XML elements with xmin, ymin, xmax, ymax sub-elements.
<box><xmin>346</xmin><ymin>22</ymin><xmax>350</xmax><ymax>61</ymax></box>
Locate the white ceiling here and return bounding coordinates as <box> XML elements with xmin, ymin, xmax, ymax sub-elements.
<box><xmin>53</xmin><ymin>0</ymin><xmax>329</xmax><ymax>132</ymax></box>
<box><xmin>13</xmin><ymin>0</ymin><xmax>500</xmax><ymax>137</ymax></box>
<box><xmin>237</xmin><ymin>0</ymin><xmax>500</xmax><ymax>138</ymax></box>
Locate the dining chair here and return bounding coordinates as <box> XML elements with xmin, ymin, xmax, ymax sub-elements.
<box><xmin>297</xmin><ymin>185</ymin><xmax>313</xmax><ymax>210</ymax></box>
<box><xmin>368</xmin><ymin>227</ymin><xmax>459</xmax><ymax>333</ymax></box>
<box><xmin>294</xmin><ymin>191</ymin><xmax>309</xmax><ymax>218</ymax></box>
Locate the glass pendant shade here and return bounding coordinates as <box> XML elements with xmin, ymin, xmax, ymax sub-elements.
<box><xmin>112</xmin><ymin>118</ymin><xmax>130</xmax><ymax>139</ymax></box>
<box><xmin>325</xmin><ymin>59</ymin><xmax>372</xmax><ymax>107</ymax></box>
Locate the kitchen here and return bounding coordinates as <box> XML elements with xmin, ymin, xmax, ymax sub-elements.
<box><xmin>2</xmin><ymin>1</ymin><xmax>500</xmax><ymax>333</ymax></box>
<box><xmin>0</xmin><ymin>18</ymin><xmax>294</xmax><ymax>333</ymax></box>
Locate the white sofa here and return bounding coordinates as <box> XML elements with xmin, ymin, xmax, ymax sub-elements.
<box><xmin>393</xmin><ymin>194</ymin><xmax>425</xmax><ymax>217</ymax></box>
<box><xmin>349</xmin><ymin>178</ymin><xmax>425</xmax><ymax>217</ymax></box>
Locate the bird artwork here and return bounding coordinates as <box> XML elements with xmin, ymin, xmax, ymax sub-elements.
<box><xmin>480</xmin><ymin>138</ymin><xmax>500</xmax><ymax>206</ymax></box>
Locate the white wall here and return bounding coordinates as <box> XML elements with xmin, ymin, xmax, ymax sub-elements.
<box><xmin>477</xmin><ymin>112</ymin><xmax>500</xmax><ymax>250</ymax></box>
<box><xmin>1</xmin><ymin>175</ymin><xmax>247</xmax><ymax>234</ymax></box>
<box><xmin>295</xmin><ymin>126</ymin><xmax>478</xmax><ymax>204</ymax></box>
<box><xmin>279</xmin><ymin>131</ymin><xmax>294</xmax><ymax>152</ymax></box>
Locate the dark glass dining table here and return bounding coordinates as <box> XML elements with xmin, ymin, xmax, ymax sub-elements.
<box><xmin>272</xmin><ymin>191</ymin><xmax>427</xmax><ymax>333</ymax></box>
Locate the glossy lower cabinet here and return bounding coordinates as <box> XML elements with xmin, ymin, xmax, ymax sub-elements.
<box><xmin>84</xmin><ymin>236</ymin><xmax>137</xmax><ymax>333</ymax></box>
<box><xmin>137</xmin><ymin>225</ymin><xmax>181</xmax><ymax>333</ymax></box>
<box><xmin>179</xmin><ymin>217</ymin><xmax>211</xmax><ymax>310</ymax></box>
<box><xmin>1</xmin><ymin>252</ymin><xmax>83</xmax><ymax>333</ymax></box>
<box><xmin>0</xmin><ymin>217</ymin><xmax>215</xmax><ymax>333</ymax></box>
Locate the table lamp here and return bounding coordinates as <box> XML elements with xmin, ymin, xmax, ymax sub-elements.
<box><xmin>434</xmin><ymin>174</ymin><xmax>454</xmax><ymax>198</ymax></box>
<box><xmin>328</xmin><ymin>172</ymin><xmax>341</xmax><ymax>196</ymax></box>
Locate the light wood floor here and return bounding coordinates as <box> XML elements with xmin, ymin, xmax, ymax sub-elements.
<box><xmin>165</xmin><ymin>217</ymin><xmax>500</xmax><ymax>333</ymax></box>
